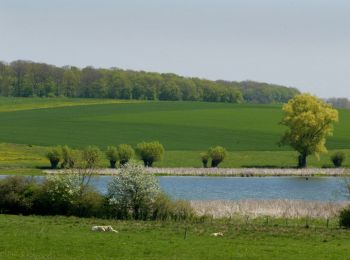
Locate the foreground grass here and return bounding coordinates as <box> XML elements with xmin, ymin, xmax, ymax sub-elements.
<box><xmin>0</xmin><ymin>214</ymin><xmax>349</xmax><ymax>259</ymax></box>
<box><xmin>1</xmin><ymin>143</ymin><xmax>349</xmax><ymax>175</ymax></box>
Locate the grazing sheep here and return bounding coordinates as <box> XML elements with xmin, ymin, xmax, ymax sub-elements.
<box><xmin>91</xmin><ymin>225</ymin><xmax>118</xmax><ymax>233</ymax></box>
<box><xmin>210</xmin><ymin>232</ymin><xmax>224</xmax><ymax>237</ymax></box>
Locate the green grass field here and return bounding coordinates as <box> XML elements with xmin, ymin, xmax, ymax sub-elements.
<box><xmin>0</xmin><ymin>97</ymin><xmax>349</xmax><ymax>172</ymax></box>
<box><xmin>0</xmin><ymin>214</ymin><xmax>349</xmax><ymax>259</ymax></box>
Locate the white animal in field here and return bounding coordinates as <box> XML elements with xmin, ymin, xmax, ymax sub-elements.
<box><xmin>91</xmin><ymin>225</ymin><xmax>118</xmax><ymax>233</ymax></box>
<box><xmin>210</xmin><ymin>232</ymin><xmax>224</xmax><ymax>237</ymax></box>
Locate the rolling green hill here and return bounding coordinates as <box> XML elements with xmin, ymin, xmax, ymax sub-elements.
<box><xmin>0</xmin><ymin>98</ymin><xmax>349</xmax><ymax>151</ymax></box>
<box><xmin>0</xmin><ymin>97</ymin><xmax>349</xmax><ymax>171</ymax></box>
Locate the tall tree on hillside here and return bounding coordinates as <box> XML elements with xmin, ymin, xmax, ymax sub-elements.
<box><xmin>280</xmin><ymin>94</ymin><xmax>338</xmax><ymax>168</ymax></box>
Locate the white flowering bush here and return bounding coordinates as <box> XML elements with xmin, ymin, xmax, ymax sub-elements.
<box><xmin>45</xmin><ymin>174</ymin><xmax>81</xmax><ymax>203</ymax></box>
<box><xmin>107</xmin><ymin>161</ymin><xmax>160</xmax><ymax>219</ymax></box>
<box><xmin>34</xmin><ymin>174</ymin><xmax>83</xmax><ymax>215</ymax></box>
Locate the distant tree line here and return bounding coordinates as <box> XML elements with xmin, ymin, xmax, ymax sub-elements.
<box><xmin>0</xmin><ymin>60</ymin><xmax>299</xmax><ymax>103</ymax></box>
<box><xmin>325</xmin><ymin>98</ymin><xmax>350</xmax><ymax>109</ymax></box>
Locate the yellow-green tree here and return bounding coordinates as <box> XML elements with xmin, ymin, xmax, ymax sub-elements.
<box><xmin>280</xmin><ymin>94</ymin><xmax>338</xmax><ymax>168</ymax></box>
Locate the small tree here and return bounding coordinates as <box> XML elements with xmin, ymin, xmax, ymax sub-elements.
<box><xmin>200</xmin><ymin>152</ymin><xmax>209</xmax><ymax>168</ymax></box>
<box><xmin>136</xmin><ymin>141</ymin><xmax>165</xmax><ymax>167</ymax></box>
<box><xmin>280</xmin><ymin>94</ymin><xmax>338</xmax><ymax>168</ymax></box>
<box><xmin>81</xmin><ymin>146</ymin><xmax>102</xmax><ymax>169</ymax></box>
<box><xmin>61</xmin><ymin>145</ymin><xmax>77</xmax><ymax>169</ymax></box>
<box><xmin>208</xmin><ymin>146</ymin><xmax>227</xmax><ymax>167</ymax></box>
<box><xmin>73</xmin><ymin>146</ymin><xmax>103</xmax><ymax>195</ymax></box>
<box><xmin>46</xmin><ymin>147</ymin><xmax>61</xmax><ymax>169</ymax></box>
<box><xmin>106</xmin><ymin>146</ymin><xmax>119</xmax><ymax>168</ymax></box>
<box><xmin>107</xmin><ymin>162</ymin><xmax>160</xmax><ymax>219</ymax></box>
<box><xmin>331</xmin><ymin>152</ymin><xmax>346</xmax><ymax>168</ymax></box>
<box><xmin>117</xmin><ymin>144</ymin><xmax>135</xmax><ymax>166</ymax></box>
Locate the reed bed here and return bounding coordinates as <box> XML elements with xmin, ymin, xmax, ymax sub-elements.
<box><xmin>190</xmin><ymin>199</ymin><xmax>349</xmax><ymax>219</ymax></box>
<box><xmin>45</xmin><ymin>167</ymin><xmax>350</xmax><ymax>176</ymax></box>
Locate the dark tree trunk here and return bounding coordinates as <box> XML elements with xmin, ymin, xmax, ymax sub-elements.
<box><xmin>298</xmin><ymin>153</ymin><xmax>307</xmax><ymax>168</ymax></box>
<box><xmin>211</xmin><ymin>160</ymin><xmax>220</xmax><ymax>168</ymax></box>
<box><xmin>110</xmin><ymin>160</ymin><xmax>116</xmax><ymax>169</ymax></box>
<box><xmin>143</xmin><ymin>160</ymin><xmax>153</xmax><ymax>167</ymax></box>
<box><xmin>202</xmin><ymin>160</ymin><xmax>208</xmax><ymax>168</ymax></box>
<box><xmin>50</xmin><ymin>160</ymin><xmax>59</xmax><ymax>169</ymax></box>
<box><xmin>119</xmin><ymin>159</ymin><xmax>128</xmax><ymax>166</ymax></box>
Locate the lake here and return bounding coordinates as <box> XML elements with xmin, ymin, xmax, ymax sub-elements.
<box><xmin>0</xmin><ymin>175</ymin><xmax>348</xmax><ymax>201</ymax></box>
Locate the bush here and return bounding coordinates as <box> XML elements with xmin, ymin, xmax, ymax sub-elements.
<box><xmin>81</xmin><ymin>146</ymin><xmax>102</xmax><ymax>169</ymax></box>
<box><xmin>331</xmin><ymin>152</ymin><xmax>346</xmax><ymax>168</ymax></box>
<box><xmin>61</xmin><ymin>145</ymin><xmax>78</xmax><ymax>169</ymax></box>
<box><xmin>152</xmin><ymin>193</ymin><xmax>194</xmax><ymax>221</ymax></box>
<box><xmin>136</xmin><ymin>141</ymin><xmax>165</xmax><ymax>167</ymax></box>
<box><xmin>46</xmin><ymin>147</ymin><xmax>61</xmax><ymax>169</ymax></box>
<box><xmin>0</xmin><ymin>176</ymin><xmax>39</xmax><ymax>215</ymax></box>
<box><xmin>117</xmin><ymin>144</ymin><xmax>135</xmax><ymax>166</ymax></box>
<box><xmin>35</xmin><ymin>174</ymin><xmax>81</xmax><ymax>215</ymax></box>
<box><xmin>70</xmin><ymin>188</ymin><xmax>106</xmax><ymax>218</ymax></box>
<box><xmin>208</xmin><ymin>146</ymin><xmax>227</xmax><ymax>167</ymax></box>
<box><xmin>107</xmin><ymin>162</ymin><xmax>161</xmax><ymax>219</ymax></box>
<box><xmin>106</xmin><ymin>146</ymin><xmax>119</xmax><ymax>168</ymax></box>
<box><xmin>200</xmin><ymin>152</ymin><xmax>209</xmax><ymax>168</ymax></box>
<box><xmin>339</xmin><ymin>206</ymin><xmax>350</xmax><ymax>228</ymax></box>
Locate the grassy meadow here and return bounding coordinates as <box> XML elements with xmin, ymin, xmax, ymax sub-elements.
<box><xmin>1</xmin><ymin>214</ymin><xmax>350</xmax><ymax>259</ymax></box>
<box><xmin>0</xmin><ymin>97</ymin><xmax>349</xmax><ymax>173</ymax></box>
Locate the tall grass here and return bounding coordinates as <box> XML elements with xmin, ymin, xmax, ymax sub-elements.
<box><xmin>191</xmin><ymin>200</ymin><xmax>349</xmax><ymax>219</ymax></box>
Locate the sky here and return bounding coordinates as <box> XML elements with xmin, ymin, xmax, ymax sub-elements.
<box><xmin>1</xmin><ymin>0</ymin><xmax>350</xmax><ymax>98</ymax></box>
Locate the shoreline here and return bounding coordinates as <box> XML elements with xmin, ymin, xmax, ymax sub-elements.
<box><xmin>43</xmin><ymin>167</ymin><xmax>350</xmax><ymax>177</ymax></box>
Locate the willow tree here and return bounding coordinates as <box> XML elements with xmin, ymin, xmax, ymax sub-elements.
<box><xmin>280</xmin><ymin>94</ymin><xmax>338</xmax><ymax>168</ymax></box>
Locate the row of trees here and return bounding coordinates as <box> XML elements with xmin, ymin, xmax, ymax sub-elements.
<box><xmin>46</xmin><ymin>141</ymin><xmax>165</xmax><ymax>169</ymax></box>
<box><xmin>0</xmin><ymin>60</ymin><xmax>299</xmax><ymax>103</ymax></box>
<box><xmin>325</xmin><ymin>98</ymin><xmax>350</xmax><ymax>109</ymax></box>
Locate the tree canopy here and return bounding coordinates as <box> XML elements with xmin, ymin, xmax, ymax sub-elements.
<box><xmin>0</xmin><ymin>60</ymin><xmax>300</xmax><ymax>104</ymax></box>
<box><xmin>280</xmin><ymin>94</ymin><xmax>339</xmax><ymax>168</ymax></box>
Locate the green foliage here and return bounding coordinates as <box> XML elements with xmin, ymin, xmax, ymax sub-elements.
<box><xmin>339</xmin><ymin>206</ymin><xmax>350</xmax><ymax>228</ymax></box>
<box><xmin>0</xmin><ymin>175</ymin><xmax>104</xmax><ymax>217</ymax></box>
<box><xmin>331</xmin><ymin>152</ymin><xmax>346</xmax><ymax>167</ymax></box>
<box><xmin>136</xmin><ymin>141</ymin><xmax>165</xmax><ymax>167</ymax></box>
<box><xmin>70</xmin><ymin>188</ymin><xmax>106</xmax><ymax>218</ymax></box>
<box><xmin>106</xmin><ymin>146</ymin><xmax>119</xmax><ymax>168</ymax></box>
<box><xmin>46</xmin><ymin>147</ymin><xmax>61</xmax><ymax>169</ymax></box>
<box><xmin>0</xmin><ymin>60</ymin><xmax>300</xmax><ymax>103</ymax></box>
<box><xmin>107</xmin><ymin>162</ymin><xmax>161</xmax><ymax>219</ymax></box>
<box><xmin>81</xmin><ymin>146</ymin><xmax>102</xmax><ymax>169</ymax></box>
<box><xmin>152</xmin><ymin>193</ymin><xmax>194</xmax><ymax>221</ymax></box>
<box><xmin>200</xmin><ymin>152</ymin><xmax>209</xmax><ymax>168</ymax></box>
<box><xmin>0</xmin><ymin>176</ymin><xmax>39</xmax><ymax>214</ymax></box>
<box><xmin>208</xmin><ymin>146</ymin><xmax>227</xmax><ymax>167</ymax></box>
<box><xmin>280</xmin><ymin>94</ymin><xmax>339</xmax><ymax>168</ymax></box>
<box><xmin>117</xmin><ymin>144</ymin><xmax>135</xmax><ymax>166</ymax></box>
<box><xmin>61</xmin><ymin>145</ymin><xmax>77</xmax><ymax>169</ymax></box>
<box><xmin>36</xmin><ymin>174</ymin><xmax>81</xmax><ymax>215</ymax></box>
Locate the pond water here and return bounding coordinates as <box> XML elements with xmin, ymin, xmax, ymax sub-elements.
<box><xmin>0</xmin><ymin>175</ymin><xmax>348</xmax><ymax>201</ymax></box>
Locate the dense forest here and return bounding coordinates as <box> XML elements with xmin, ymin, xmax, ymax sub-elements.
<box><xmin>0</xmin><ymin>60</ymin><xmax>300</xmax><ymax>104</ymax></box>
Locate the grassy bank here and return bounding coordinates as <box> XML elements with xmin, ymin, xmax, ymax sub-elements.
<box><xmin>0</xmin><ymin>214</ymin><xmax>350</xmax><ymax>259</ymax></box>
<box><xmin>1</xmin><ymin>143</ymin><xmax>350</xmax><ymax>175</ymax></box>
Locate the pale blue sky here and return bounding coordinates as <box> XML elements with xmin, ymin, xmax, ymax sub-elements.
<box><xmin>1</xmin><ymin>0</ymin><xmax>350</xmax><ymax>98</ymax></box>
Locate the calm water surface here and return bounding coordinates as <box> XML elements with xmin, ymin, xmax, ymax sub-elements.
<box><xmin>1</xmin><ymin>175</ymin><xmax>348</xmax><ymax>201</ymax></box>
